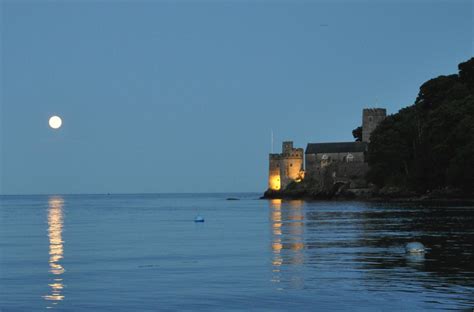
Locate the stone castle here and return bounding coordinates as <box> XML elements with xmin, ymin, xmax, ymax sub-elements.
<box><xmin>267</xmin><ymin>108</ymin><xmax>386</xmax><ymax>193</ymax></box>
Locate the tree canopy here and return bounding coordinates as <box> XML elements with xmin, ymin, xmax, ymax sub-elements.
<box><xmin>352</xmin><ymin>126</ymin><xmax>362</xmax><ymax>142</ymax></box>
<box><xmin>367</xmin><ymin>58</ymin><xmax>474</xmax><ymax>194</ymax></box>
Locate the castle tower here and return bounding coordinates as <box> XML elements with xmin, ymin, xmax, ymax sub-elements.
<box><xmin>267</xmin><ymin>141</ymin><xmax>304</xmax><ymax>192</ymax></box>
<box><xmin>362</xmin><ymin>108</ymin><xmax>387</xmax><ymax>142</ymax></box>
<box><xmin>282</xmin><ymin>141</ymin><xmax>294</xmax><ymax>154</ymax></box>
<box><xmin>268</xmin><ymin>154</ymin><xmax>281</xmax><ymax>191</ymax></box>
<box><xmin>279</xmin><ymin>141</ymin><xmax>304</xmax><ymax>190</ymax></box>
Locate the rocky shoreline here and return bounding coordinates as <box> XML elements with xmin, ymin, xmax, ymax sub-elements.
<box><xmin>261</xmin><ymin>186</ymin><xmax>474</xmax><ymax>205</ymax></box>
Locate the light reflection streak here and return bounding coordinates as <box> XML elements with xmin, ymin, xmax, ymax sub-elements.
<box><xmin>269</xmin><ymin>199</ymin><xmax>305</xmax><ymax>288</ymax></box>
<box><xmin>43</xmin><ymin>196</ymin><xmax>65</xmax><ymax>305</ymax></box>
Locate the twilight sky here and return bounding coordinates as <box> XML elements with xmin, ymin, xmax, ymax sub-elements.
<box><xmin>1</xmin><ymin>0</ymin><xmax>472</xmax><ymax>195</ymax></box>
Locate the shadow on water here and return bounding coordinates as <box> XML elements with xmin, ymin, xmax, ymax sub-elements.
<box><xmin>355</xmin><ymin>205</ymin><xmax>474</xmax><ymax>286</ymax></box>
<box><xmin>269</xmin><ymin>200</ymin><xmax>474</xmax><ymax>307</ymax></box>
<box><xmin>43</xmin><ymin>196</ymin><xmax>66</xmax><ymax>308</ymax></box>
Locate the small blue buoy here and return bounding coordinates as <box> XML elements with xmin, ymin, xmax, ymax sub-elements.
<box><xmin>194</xmin><ymin>216</ymin><xmax>205</xmax><ymax>222</ymax></box>
<box><xmin>405</xmin><ymin>242</ymin><xmax>425</xmax><ymax>254</ymax></box>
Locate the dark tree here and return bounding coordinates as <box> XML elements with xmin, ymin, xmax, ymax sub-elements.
<box><xmin>352</xmin><ymin>126</ymin><xmax>362</xmax><ymax>142</ymax></box>
<box><xmin>367</xmin><ymin>57</ymin><xmax>474</xmax><ymax>195</ymax></box>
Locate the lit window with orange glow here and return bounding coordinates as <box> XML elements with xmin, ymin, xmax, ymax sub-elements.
<box><xmin>269</xmin><ymin>175</ymin><xmax>281</xmax><ymax>191</ymax></box>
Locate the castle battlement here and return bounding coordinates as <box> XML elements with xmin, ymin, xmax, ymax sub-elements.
<box><xmin>267</xmin><ymin>141</ymin><xmax>304</xmax><ymax>191</ymax></box>
<box><xmin>282</xmin><ymin>148</ymin><xmax>304</xmax><ymax>158</ymax></box>
<box><xmin>363</xmin><ymin>108</ymin><xmax>386</xmax><ymax>113</ymax></box>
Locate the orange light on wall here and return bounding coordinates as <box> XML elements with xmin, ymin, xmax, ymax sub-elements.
<box><xmin>295</xmin><ymin>170</ymin><xmax>305</xmax><ymax>182</ymax></box>
<box><xmin>269</xmin><ymin>175</ymin><xmax>281</xmax><ymax>191</ymax></box>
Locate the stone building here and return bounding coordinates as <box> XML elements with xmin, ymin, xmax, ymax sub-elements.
<box><xmin>304</xmin><ymin>108</ymin><xmax>386</xmax><ymax>188</ymax></box>
<box><xmin>305</xmin><ymin>142</ymin><xmax>369</xmax><ymax>189</ymax></box>
<box><xmin>268</xmin><ymin>141</ymin><xmax>304</xmax><ymax>191</ymax></box>
<box><xmin>362</xmin><ymin>108</ymin><xmax>387</xmax><ymax>142</ymax></box>
<box><xmin>266</xmin><ymin>108</ymin><xmax>386</xmax><ymax>193</ymax></box>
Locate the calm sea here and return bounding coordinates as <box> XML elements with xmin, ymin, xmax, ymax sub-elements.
<box><xmin>0</xmin><ymin>194</ymin><xmax>473</xmax><ymax>311</ymax></box>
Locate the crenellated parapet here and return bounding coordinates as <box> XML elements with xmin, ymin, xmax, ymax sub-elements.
<box><xmin>267</xmin><ymin>141</ymin><xmax>304</xmax><ymax>191</ymax></box>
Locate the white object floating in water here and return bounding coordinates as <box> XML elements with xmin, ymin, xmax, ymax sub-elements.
<box><xmin>405</xmin><ymin>242</ymin><xmax>425</xmax><ymax>253</ymax></box>
<box><xmin>194</xmin><ymin>216</ymin><xmax>205</xmax><ymax>222</ymax></box>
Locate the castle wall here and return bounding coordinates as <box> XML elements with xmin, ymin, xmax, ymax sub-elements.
<box><xmin>332</xmin><ymin>161</ymin><xmax>369</xmax><ymax>188</ymax></box>
<box><xmin>314</xmin><ymin>152</ymin><xmax>365</xmax><ymax>163</ymax></box>
<box><xmin>362</xmin><ymin>108</ymin><xmax>387</xmax><ymax>142</ymax></box>
<box><xmin>305</xmin><ymin>152</ymin><xmax>365</xmax><ymax>179</ymax></box>
<box><xmin>307</xmin><ymin>161</ymin><xmax>369</xmax><ymax>191</ymax></box>
<box><xmin>305</xmin><ymin>154</ymin><xmax>318</xmax><ymax>178</ymax></box>
<box><xmin>279</xmin><ymin>148</ymin><xmax>304</xmax><ymax>190</ymax></box>
<box><xmin>268</xmin><ymin>154</ymin><xmax>281</xmax><ymax>191</ymax></box>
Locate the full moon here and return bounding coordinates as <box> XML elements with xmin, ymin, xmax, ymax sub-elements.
<box><xmin>49</xmin><ymin>116</ymin><xmax>62</xmax><ymax>129</ymax></box>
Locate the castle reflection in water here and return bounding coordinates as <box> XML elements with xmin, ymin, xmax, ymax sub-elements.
<box><xmin>43</xmin><ymin>196</ymin><xmax>65</xmax><ymax>306</ymax></box>
<box><xmin>269</xmin><ymin>199</ymin><xmax>305</xmax><ymax>289</ymax></box>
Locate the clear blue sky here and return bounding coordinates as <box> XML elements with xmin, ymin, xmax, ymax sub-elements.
<box><xmin>1</xmin><ymin>0</ymin><xmax>472</xmax><ymax>195</ymax></box>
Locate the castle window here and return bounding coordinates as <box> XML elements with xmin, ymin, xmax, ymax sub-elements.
<box><xmin>290</xmin><ymin>163</ymin><xmax>293</xmax><ymax>167</ymax></box>
<box><xmin>321</xmin><ymin>154</ymin><xmax>330</xmax><ymax>168</ymax></box>
<box><xmin>346</xmin><ymin>153</ymin><xmax>354</xmax><ymax>162</ymax></box>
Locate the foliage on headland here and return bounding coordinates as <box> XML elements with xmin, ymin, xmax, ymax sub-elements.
<box><xmin>367</xmin><ymin>58</ymin><xmax>474</xmax><ymax>195</ymax></box>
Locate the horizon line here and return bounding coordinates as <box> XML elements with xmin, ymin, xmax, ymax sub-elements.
<box><xmin>0</xmin><ymin>191</ymin><xmax>262</xmax><ymax>197</ymax></box>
